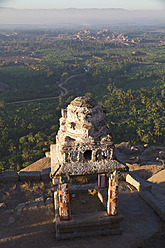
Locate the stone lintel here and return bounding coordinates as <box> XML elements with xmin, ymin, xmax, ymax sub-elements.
<box><xmin>53</xmin><ymin>160</ymin><xmax>128</xmax><ymax>182</ymax></box>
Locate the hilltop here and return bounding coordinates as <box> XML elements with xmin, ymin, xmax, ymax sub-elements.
<box><xmin>0</xmin><ymin>143</ymin><xmax>165</xmax><ymax>247</ymax></box>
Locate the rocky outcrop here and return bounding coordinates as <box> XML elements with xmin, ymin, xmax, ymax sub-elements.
<box><xmin>115</xmin><ymin>143</ymin><xmax>165</xmax><ymax>165</ymax></box>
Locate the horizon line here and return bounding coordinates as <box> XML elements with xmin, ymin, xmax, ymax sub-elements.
<box><xmin>0</xmin><ymin>7</ymin><xmax>164</xmax><ymax>11</ymax></box>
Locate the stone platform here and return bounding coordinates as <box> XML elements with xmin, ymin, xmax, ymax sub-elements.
<box><xmin>54</xmin><ymin>189</ymin><xmax>122</xmax><ymax>240</ymax></box>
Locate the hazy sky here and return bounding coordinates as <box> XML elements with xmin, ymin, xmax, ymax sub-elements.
<box><xmin>0</xmin><ymin>0</ymin><xmax>164</xmax><ymax>10</ymax></box>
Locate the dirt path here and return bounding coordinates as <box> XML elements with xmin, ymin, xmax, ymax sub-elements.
<box><xmin>6</xmin><ymin>73</ymin><xmax>85</xmax><ymax>105</ymax></box>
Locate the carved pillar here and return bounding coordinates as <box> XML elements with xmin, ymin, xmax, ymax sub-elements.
<box><xmin>98</xmin><ymin>174</ymin><xmax>107</xmax><ymax>189</ymax></box>
<box><xmin>58</xmin><ymin>183</ymin><xmax>71</xmax><ymax>221</ymax></box>
<box><xmin>107</xmin><ymin>171</ymin><xmax>119</xmax><ymax>216</ymax></box>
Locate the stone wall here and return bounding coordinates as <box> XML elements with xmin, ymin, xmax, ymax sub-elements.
<box><xmin>0</xmin><ymin>168</ymin><xmax>51</xmax><ymax>182</ymax></box>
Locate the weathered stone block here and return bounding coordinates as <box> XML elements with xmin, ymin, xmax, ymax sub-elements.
<box><xmin>126</xmin><ymin>173</ymin><xmax>152</xmax><ymax>192</ymax></box>
<box><xmin>19</xmin><ymin>171</ymin><xmax>41</xmax><ymax>181</ymax></box>
<box><xmin>0</xmin><ymin>171</ymin><xmax>19</xmax><ymax>182</ymax></box>
<box><xmin>41</xmin><ymin>168</ymin><xmax>51</xmax><ymax>180</ymax></box>
<box><xmin>57</xmin><ymin>223</ymin><xmax>120</xmax><ymax>234</ymax></box>
<box><xmin>56</xmin><ymin>226</ymin><xmax>122</xmax><ymax>240</ymax></box>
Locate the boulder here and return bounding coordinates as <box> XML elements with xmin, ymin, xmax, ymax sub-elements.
<box><xmin>141</xmin><ymin>147</ymin><xmax>154</xmax><ymax>156</ymax></box>
<box><xmin>125</xmin><ymin>156</ymin><xmax>140</xmax><ymax>164</ymax></box>
<box><xmin>114</xmin><ymin>148</ymin><xmax>126</xmax><ymax>165</ymax></box>
<box><xmin>0</xmin><ymin>171</ymin><xmax>19</xmax><ymax>182</ymax></box>
<box><xmin>130</xmin><ymin>146</ymin><xmax>139</xmax><ymax>154</ymax></box>
<box><xmin>115</xmin><ymin>142</ymin><xmax>132</xmax><ymax>154</ymax></box>
<box><xmin>19</xmin><ymin>171</ymin><xmax>41</xmax><ymax>181</ymax></box>
<box><xmin>139</xmin><ymin>155</ymin><xmax>156</xmax><ymax>164</ymax></box>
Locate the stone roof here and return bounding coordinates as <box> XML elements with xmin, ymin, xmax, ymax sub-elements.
<box><xmin>70</xmin><ymin>96</ymin><xmax>98</xmax><ymax>108</ymax></box>
<box><xmin>53</xmin><ymin>160</ymin><xmax>128</xmax><ymax>182</ymax></box>
<box><xmin>20</xmin><ymin>157</ymin><xmax>50</xmax><ymax>172</ymax></box>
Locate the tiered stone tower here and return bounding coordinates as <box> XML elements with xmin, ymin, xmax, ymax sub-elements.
<box><xmin>51</xmin><ymin>96</ymin><xmax>126</xmax><ymax>180</ymax></box>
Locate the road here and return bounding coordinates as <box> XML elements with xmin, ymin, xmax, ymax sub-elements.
<box><xmin>6</xmin><ymin>73</ymin><xmax>85</xmax><ymax>105</ymax></box>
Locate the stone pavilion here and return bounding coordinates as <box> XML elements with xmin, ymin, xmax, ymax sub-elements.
<box><xmin>50</xmin><ymin>96</ymin><xmax>128</xmax><ymax>239</ymax></box>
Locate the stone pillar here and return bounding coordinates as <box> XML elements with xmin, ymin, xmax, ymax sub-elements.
<box><xmin>98</xmin><ymin>174</ymin><xmax>107</xmax><ymax>189</ymax></box>
<box><xmin>107</xmin><ymin>171</ymin><xmax>119</xmax><ymax>216</ymax></box>
<box><xmin>58</xmin><ymin>183</ymin><xmax>71</xmax><ymax>221</ymax></box>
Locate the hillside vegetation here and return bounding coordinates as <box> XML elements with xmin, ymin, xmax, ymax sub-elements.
<box><xmin>0</xmin><ymin>26</ymin><xmax>164</xmax><ymax>172</ymax></box>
